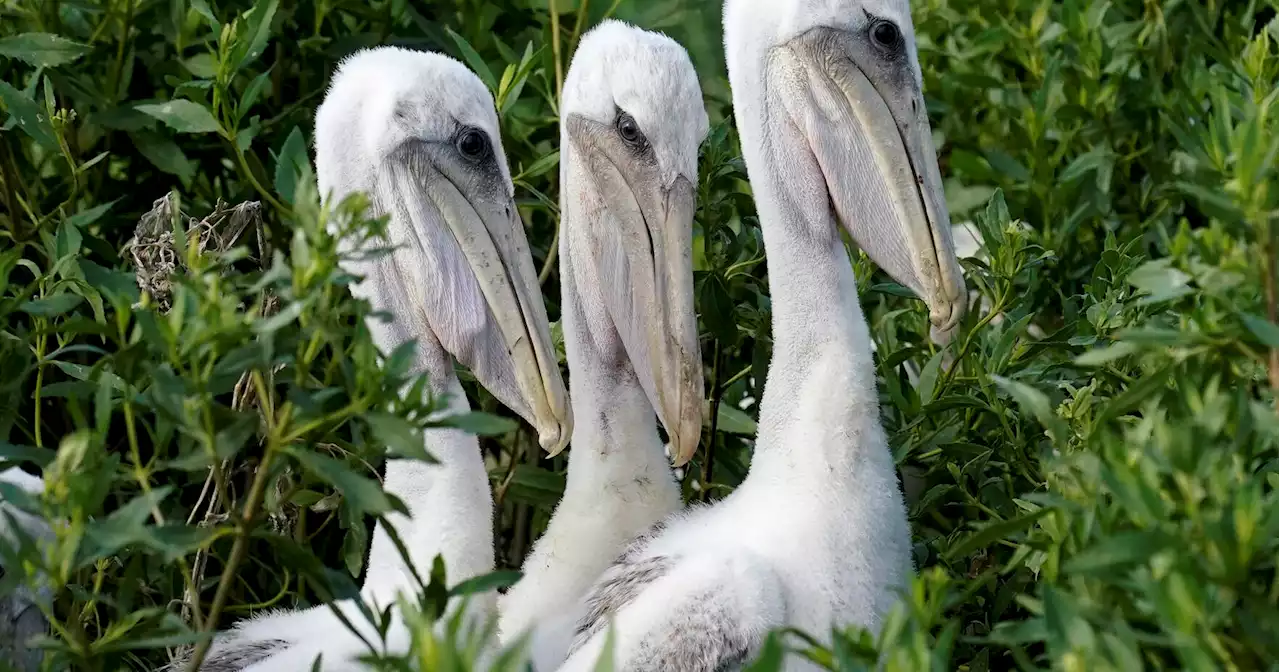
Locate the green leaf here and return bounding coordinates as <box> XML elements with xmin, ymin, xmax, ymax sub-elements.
<box><xmin>1074</xmin><ymin>341</ymin><xmax>1139</xmax><ymax>366</ymax></box>
<box><xmin>593</xmin><ymin>624</ymin><xmax>616</xmax><ymax>672</ymax></box>
<box><xmin>0</xmin><ymin>443</ymin><xmax>56</xmax><ymax>468</ymax></box>
<box><xmin>273</xmin><ymin>126</ymin><xmax>309</xmax><ymax>204</ymax></box>
<box><xmin>83</xmin><ymin>486</ymin><xmax>173</xmax><ymax>558</ymax></box>
<box><xmin>444</xmin><ymin>27</ymin><xmax>496</xmax><ymax>91</ymax></box>
<box><xmin>130</xmin><ymin>130</ymin><xmax>196</xmax><ymax>183</ymax></box>
<box><xmin>915</xmin><ymin>350</ymin><xmax>946</xmax><ymax>405</ymax></box>
<box><xmin>714</xmin><ymin>404</ymin><xmax>757</xmax><ymax>435</ymax></box>
<box><xmin>182</xmin><ymin>53</ymin><xmax>218</xmax><ymax>78</ymax></box>
<box><xmin>289</xmin><ymin>449</ymin><xmax>399</xmax><ymax>516</ymax></box>
<box><xmin>499</xmin><ymin>42</ymin><xmax>540</xmax><ymax>115</ymax></box>
<box><xmin>435</xmin><ymin>411</ymin><xmax>517</xmax><ymax>436</ymax></box>
<box><xmin>1058</xmin><ymin>146</ymin><xmax>1112</xmax><ymax>185</ymax></box>
<box><xmin>189</xmin><ymin>0</ymin><xmax>219</xmax><ymax>26</ymax></box>
<box><xmin>990</xmin><ymin>374</ymin><xmax>1067</xmax><ymax>444</ymax></box>
<box><xmin>450</xmin><ymin>569</ymin><xmax>523</xmax><ymax>597</ymax></box>
<box><xmin>0</xmin><ymin>33</ymin><xmax>90</xmax><ymax>68</ymax></box>
<box><xmin>1238</xmin><ymin>313</ymin><xmax>1279</xmax><ymax>347</ymax></box>
<box><xmin>239</xmin><ymin>69</ymin><xmax>273</xmax><ymax>113</ymax></box>
<box><xmin>367</xmin><ymin>412</ymin><xmax>435</xmax><ymax>463</ymax></box>
<box><xmin>944</xmin><ymin>507</ymin><xmax>1052</xmax><ymax>561</ymax></box>
<box><xmin>0</xmin><ymin>80</ymin><xmax>57</xmax><ymax>149</ymax></box>
<box><xmin>229</xmin><ymin>0</ymin><xmax>280</xmax><ymax>74</ymax></box>
<box><xmin>55</xmin><ymin>217</ymin><xmax>83</xmax><ymax>260</ymax></box>
<box><xmin>1063</xmin><ymin>530</ymin><xmax>1168</xmax><ymax>574</ymax></box>
<box><xmin>699</xmin><ymin>274</ymin><xmax>737</xmax><ymax>344</ymax></box>
<box><xmin>1043</xmin><ymin>585</ymin><xmax>1097</xmax><ymax>653</ymax></box>
<box><xmin>65</xmin><ymin>200</ymin><xmax>119</xmax><ymax>229</ymax></box>
<box><xmin>252</xmin><ymin>299</ymin><xmax>307</xmax><ymax>334</ymax></box>
<box><xmin>743</xmin><ymin>632</ymin><xmax>785</xmax><ymax>672</ymax></box>
<box><xmin>20</xmin><ymin>293</ymin><xmax>83</xmax><ymax>317</ymax></box>
<box><xmin>1174</xmin><ymin>180</ymin><xmax>1244</xmax><ymax>222</ymax></box>
<box><xmin>984</xmin><ymin>150</ymin><xmax>1032</xmax><ymax>182</ymax></box>
<box><xmin>1127</xmin><ymin>259</ymin><xmax>1192</xmax><ymax>304</ymax></box>
<box><xmin>136</xmin><ymin>100</ymin><xmax>221</xmax><ymax>134</ymax></box>
<box><xmin>81</xmin><ymin>260</ymin><xmax>140</xmax><ymax>303</ymax></box>
<box><xmin>497</xmin><ymin>464</ymin><xmax>565</xmax><ymax>508</ymax></box>
<box><xmin>516</xmin><ymin>151</ymin><xmax>560</xmax><ymax>181</ymax></box>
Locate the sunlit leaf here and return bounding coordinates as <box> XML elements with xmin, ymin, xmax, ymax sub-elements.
<box><xmin>0</xmin><ymin>32</ymin><xmax>90</xmax><ymax>68</ymax></box>
<box><xmin>136</xmin><ymin>100</ymin><xmax>220</xmax><ymax>134</ymax></box>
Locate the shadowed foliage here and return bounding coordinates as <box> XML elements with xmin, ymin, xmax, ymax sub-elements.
<box><xmin>0</xmin><ymin>0</ymin><xmax>1275</xmax><ymax>670</ymax></box>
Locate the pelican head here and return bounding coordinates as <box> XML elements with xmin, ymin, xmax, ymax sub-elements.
<box><xmin>560</xmin><ymin>20</ymin><xmax>709</xmax><ymax>466</ymax></box>
<box><xmin>315</xmin><ymin>47</ymin><xmax>571</xmax><ymax>453</ymax></box>
<box><xmin>725</xmin><ymin>0</ymin><xmax>967</xmax><ymax>341</ymax></box>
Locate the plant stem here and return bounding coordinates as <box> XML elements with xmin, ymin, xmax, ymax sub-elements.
<box><xmin>185</xmin><ymin>372</ymin><xmax>279</xmax><ymax>672</ymax></box>
<box><xmin>537</xmin><ymin>214</ymin><xmax>560</xmax><ymax>285</ymax></box>
<box><xmin>230</xmin><ymin>142</ymin><xmax>290</xmax><ymax>214</ymax></box>
<box><xmin>548</xmin><ymin>0</ymin><xmax>564</xmax><ymax>102</ymax></box>
<box><xmin>33</xmin><ymin>328</ymin><xmax>46</xmax><ymax>448</ymax></box>
<box><xmin>540</xmin><ymin>0</ymin><xmax>567</xmax><ymax>287</ymax></box>
<box><xmin>701</xmin><ymin>340</ymin><xmax>722</xmax><ymax>503</ymax></box>
<box><xmin>110</xmin><ymin>0</ymin><xmax>135</xmax><ymax>103</ymax></box>
<box><xmin>569</xmin><ymin>0</ymin><xmax>590</xmax><ymax>55</ymax></box>
<box><xmin>1259</xmin><ymin>227</ymin><xmax>1280</xmax><ymax>412</ymax></box>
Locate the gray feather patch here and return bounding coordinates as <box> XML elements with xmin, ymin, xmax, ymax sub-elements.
<box><xmin>0</xmin><ymin>594</ymin><xmax>47</xmax><ymax>672</ymax></box>
<box><xmin>570</xmin><ymin>555</ymin><xmax>673</xmax><ymax>652</ymax></box>
<box><xmin>621</xmin><ymin>590</ymin><xmax>753</xmax><ymax>672</ymax></box>
<box><xmin>164</xmin><ymin>637</ymin><xmax>290</xmax><ymax>671</ymax></box>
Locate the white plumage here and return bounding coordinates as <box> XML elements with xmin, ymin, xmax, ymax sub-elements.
<box><xmin>552</xmin><ymin>1</ymin><xmax>968</xmax><ymax>669</ymax></box>
<box><xmin>497</xmin><ymin>21</ymin><xmax>708</xmax><ymax>668</ymax></box>
<box><xmin>183</xmin><ymin>46</ymin><xmax>571</xmax><ymax>671</ymax></box>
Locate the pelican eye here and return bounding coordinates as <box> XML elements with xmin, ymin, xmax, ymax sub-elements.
<box><xmin>869</xmin><ymin>20</ymin><xmax>902</xmax><ymax>52</ymax></box>
<box><xmin>456</xmin><ymin>127</ymin><xmax>491</xmax><ymax>161</ymax></box>
<box><xmin>616</xmin><ymin>112</ymin><xmax>647</xmax><ymax>149</ymax></box>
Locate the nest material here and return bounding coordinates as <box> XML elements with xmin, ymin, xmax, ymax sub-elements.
<box><xmin>122</xmin><ymin>195</ymin><xmax>303</xmax><ymax>664</ymax></box>
<box><xmin>126</xmin><ymin>194</ymin><xmax>268</xmax><ymax>313</ymax></box>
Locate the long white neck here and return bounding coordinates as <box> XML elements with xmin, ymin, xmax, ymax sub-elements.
<box><xmin>497</xmin><ymin>152</ymin><xmax>679</xmax><ymax>652</ymax></box>
<box><xmin>733</xmin><ymin>57</ymin><xmax>888</xmax><ymax>491</ymax></box>
<box><xmin>358</xmin><ymin>293</ymin><xmax>496</xmax><ymax>615</ymax></box>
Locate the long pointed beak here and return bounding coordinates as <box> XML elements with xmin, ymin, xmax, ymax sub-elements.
<box><xmin>566</xmin><ymin>115</ymin><xmax>705</xmax><ymax>466</ymax></box>
<box><xmin>779</xmin><ymin>28</ymin><xmax>967</xmax><ymax>342</ymax></box>
<box><xmin>646</xmin><ymin>177</ymin><xmax>703</xmax><ymax>467</ymax></box>
<box><xmin>422</xmin><ymin>177</ymin><xmax>572</xmax><ymax>453</ymax></box>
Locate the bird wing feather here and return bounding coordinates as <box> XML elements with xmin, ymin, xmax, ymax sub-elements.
<box><xmin>560</xmin><ymin>549</ymin><xmax>785</xmax><ymax>672</ymax></box>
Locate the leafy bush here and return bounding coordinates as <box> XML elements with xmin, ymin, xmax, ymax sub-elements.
<box><xmin>0</xmin><ymin>0</ymin><xmax>1275</xmax><ymax>670</ymax></box>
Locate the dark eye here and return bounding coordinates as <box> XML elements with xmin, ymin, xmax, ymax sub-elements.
<box><xmin>456</xmin><ymin>127</ymin><xmax>490</xmax><ymax>161</ymax></box>
<box><xmin>616</xmin><ymin>112</ymin><xmax>646</xmax><ymax>148</ymax></box>
<box><xmin>870</xmin><ymin>20</ymin><xmax>902</xmax><ymax>51</ymax></box>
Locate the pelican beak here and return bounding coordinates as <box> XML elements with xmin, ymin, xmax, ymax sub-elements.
<box><xmin>778</xmin><ymin>27</ymin><xmax>967</xmax><ymax>342</ymax></box>
<box><xmin>567</xmin><ymin>115</ymin><xmax>706</xmax><ymax>467</ymax></box>
<box><xmin>392</xmin><ymin>146</ymin><xmax>571</xmax><ymax>453</ymax></box>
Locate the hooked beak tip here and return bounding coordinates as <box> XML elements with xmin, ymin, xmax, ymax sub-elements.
<box><xmin>665</xmin><ymin>395</ymin><xmax>703</xmax><ymax>468</ymax></box>
<box><xmin>929</xmin><ymin>293</ymin><xmax>967</xmax><ymax>345</ymax></box>
<box><xmin>669</xmin><ymin>433</ymin><xmax>698</xmax><ymax>467</ymax></box>
<box><xmin>538</xmin><ymin>407</ymin><xmax>573</xmax><ymax>456</ymax></box>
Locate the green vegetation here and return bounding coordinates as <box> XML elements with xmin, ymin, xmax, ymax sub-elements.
<box><xmin>0</xmin><ymin>0</ymin><xmax>1275</xmax><ymax>670</ymax></box>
